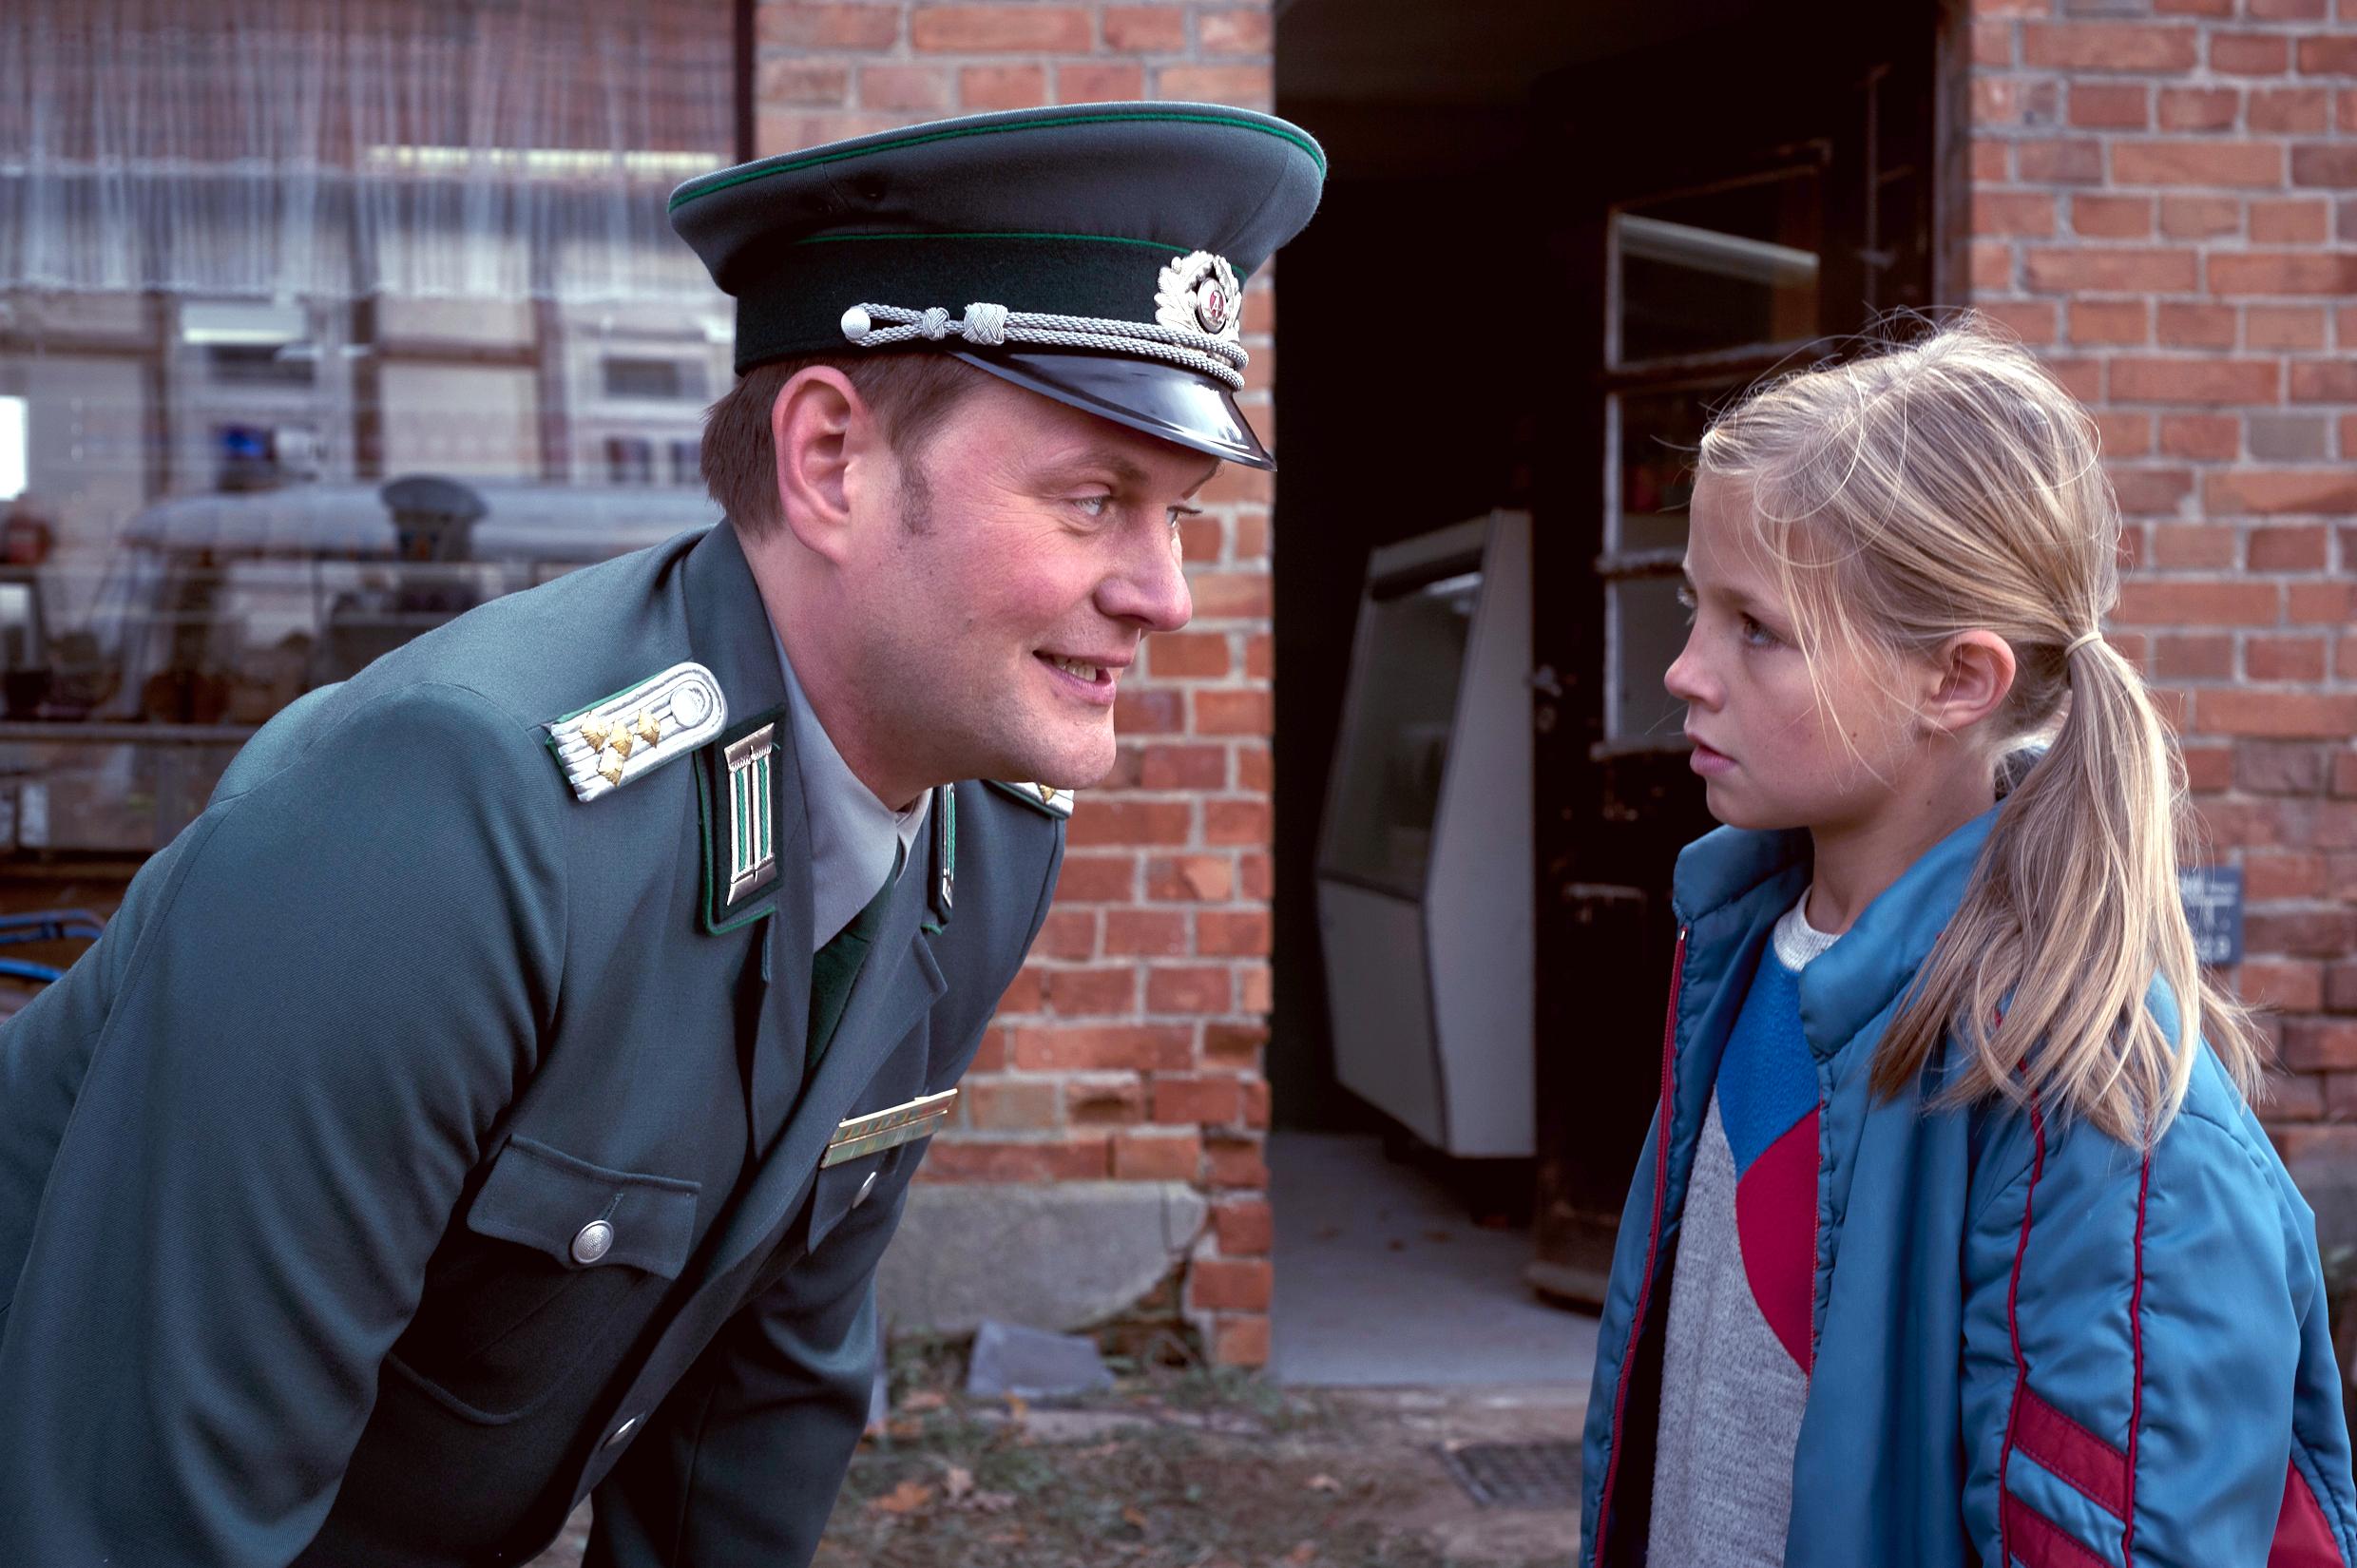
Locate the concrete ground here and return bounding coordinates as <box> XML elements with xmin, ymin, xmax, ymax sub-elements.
<box><xmin>1268</xmin><ymin>1131</ymin><xmax>1600</xmax><ymax>1388</ymax></box>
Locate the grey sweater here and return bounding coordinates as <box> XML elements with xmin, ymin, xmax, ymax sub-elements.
<box><xmin>1647</xmin><ymin>896</ymin><xmax>1838</xmax><ymax>1567</ymax></box>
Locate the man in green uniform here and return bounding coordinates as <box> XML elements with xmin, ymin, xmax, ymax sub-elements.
<box><xmin>0</xmin><ymin>102</ymin><xmax>1322</xmax><ymax>1566</ymax></box>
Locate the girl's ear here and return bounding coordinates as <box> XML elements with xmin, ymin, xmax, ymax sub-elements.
<box><xmin>1921</xmin><ymin>630</ymin><xmax>2017</xmax><ymax>737</ymax></box>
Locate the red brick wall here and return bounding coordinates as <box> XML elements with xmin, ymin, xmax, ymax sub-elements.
<box><xmin>1965</xmin><ymin>0</ymin><xmax>2356</xmax><ymax>1154</ymax></box>
<box><xmin>751</xmin><ymin>0</ymin><xmax>1279</xmax><ymax>1364</ymax></box>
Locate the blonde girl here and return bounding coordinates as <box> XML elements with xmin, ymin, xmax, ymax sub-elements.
<box><xmin>1579</xmin><ymin>318</ymin><xmax>2355</xmax><ymax>1568</ymax></box>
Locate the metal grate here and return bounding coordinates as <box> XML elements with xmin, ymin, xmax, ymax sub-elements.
<box><xmin>1436</xmin><ymin>1441</ymin><xmax>1582</xmax><ymax>1509</ymax></box>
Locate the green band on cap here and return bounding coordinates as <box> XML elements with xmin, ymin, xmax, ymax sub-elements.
<box><xmin>795</xmin><ymin>230</ymin><xmax>1192</xmax><ymax>257</ymax></box>
<box><xmin>729</xmin><ymin>231</ymin><xmax>1228</xmax><ymax>373</ymax></box>
<box><xmin>670</xmin><ymin>109</ymin><xmax>1328</xmax><ymax>213</ymax></box>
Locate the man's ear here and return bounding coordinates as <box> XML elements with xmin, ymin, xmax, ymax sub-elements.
<box><xmin>1921</xmin><ymin>630</ymin><xmax>2018</xmax><ymax>737</ymax></box>
<box><xmin>769</xmin><ymin>367</ymin><xmax>883</xmax><ymax>563</ymax></box>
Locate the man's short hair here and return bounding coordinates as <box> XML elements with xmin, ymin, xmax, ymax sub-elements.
<box><xmin>699</xmin><ymin>351</ymin><xmax>981</xmax><ymax>539</ymax></box>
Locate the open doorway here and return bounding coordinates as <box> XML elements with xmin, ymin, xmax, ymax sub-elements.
<box><xmin>1268</xmin><ymin>0</ymin><xmax>1948</xmax><ymax>1384</ymax></box>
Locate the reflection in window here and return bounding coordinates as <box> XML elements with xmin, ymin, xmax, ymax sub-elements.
<box><xmin>1612</xmin><ymin>385</ymin><xmax>1740</xmax><ymax>557</ymax></box>
<box><xmin>1616</xmin><ymin>169</ymin><xmax>1822</xmax><ymax>364</ymax></box>
<box><xmin>0</xmin><ymin>398</ymin><xmax>25</xmax><ymax>502</ymax></box>
<box><xmin>607</xmin><ymin>438</ymin><xmax>657</xmax><ymax>487</ymax></box>
<box><xmin>0</xmin><ymin>583</ymin><xmax>40</xmax><ymax>667</ymax></box>
<box><xmin>604</xmin><ymin>357</ymin><xmax>708</xmax><ymax>402</ymax></box>
<box><xmin>0</xmin><ymin>0</ymin><xmax>738</xmax><ymax>853</ymax></box>
<box><xmin>88</xmin><ymin>483</ymin><xmax>717</xmax><ymax>732</ymax></box>
<box><xmin>203</xmin><ymin>345</ymin><xmax>317</xmax><ymax>389</ymax></box>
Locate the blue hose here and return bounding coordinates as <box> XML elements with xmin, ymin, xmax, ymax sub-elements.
<box><xmin>0</xmin><ymin>908</ymin><xmax>104</xmax><ymax>985</ymax></box>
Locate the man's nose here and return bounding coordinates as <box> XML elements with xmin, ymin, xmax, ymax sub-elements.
<box><xmin>1102</xmin><ymin>526</ymin><xmax>1193</xmax><ymax>633</ymax></box>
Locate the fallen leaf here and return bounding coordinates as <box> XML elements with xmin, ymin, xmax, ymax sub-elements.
<box><xmin>1121</xmin><ymin>1505</ymin><xmax>1150</xmax><ymax>1530</ymax></box>
<box><xmin>1305</xmin><ymin>1474</ymin><xmax>1342</xmax><ymax>1494</ymax></box>
<box><xmin>868</xmin><ymin>1480</ymin><xmax>934</xmax><ymax>1516</ymax></box>
<box><xmin>901</xmin><ymin>1390</ymin><xmax>949</xmax><ymax>1413</ymax></box>
<box><xmin>1285</xmin><ymin>1542</ymin><xmax>1317</xmax><ymax>1564</ymax></box>
<box><xmin>969</xmin><ymin>1490</ymin><xmax>1018</xmax><ymax>1514</ymax></box>
<box><xmin>944</xmin><ymin>1465</ymin><xmax>974</xmax><ymax>1501</ymax></box>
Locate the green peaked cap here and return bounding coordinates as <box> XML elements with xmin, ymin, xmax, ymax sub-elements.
<box><xmin>667</xmin><ymin>102</ymin><xmax>1326</xmax><ymax>471</ymax></box>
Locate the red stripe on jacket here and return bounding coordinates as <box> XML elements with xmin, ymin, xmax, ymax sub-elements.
<box><xmin>2273</xmin><ymin>1460</ymin><xmax>2347</xmax><ymax>1568</ymax></box>
<box><xmin>2012</xmin><ymin>1387</ymin><xmax>2129</xmax><ymax>1521</ymax></box>
<box><xmin>1996</xmin><ymin>1095</ymin><xmax>2051</xmax><ymax>1566</ymax></box>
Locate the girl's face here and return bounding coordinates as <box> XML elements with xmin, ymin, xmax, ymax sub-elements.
<box><xmin>1666</xmin><ymin>473</ymin><xmax>1924</xmax><ymax>833</ymax></box>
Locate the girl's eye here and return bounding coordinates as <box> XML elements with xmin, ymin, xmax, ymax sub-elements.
<box><xmin>1740</xmin><ymin>615</ymin><xmax>1780</xmax><ymax>649</ymax></box>
<box><xmin>1675</xmin><ymin>585</ymin><xmax>1696</xmax><ymax>622</ymax></box>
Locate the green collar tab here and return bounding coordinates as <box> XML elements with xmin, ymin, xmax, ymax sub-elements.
<box><xmin>924</xmin><ymin>783</ymin><xmax>957</xmax><ymax>935</ymax></box>
<box><xmin>698</xmin><ymin>704</ymin><xmax>787</xmax><ymax>935</ymax></box>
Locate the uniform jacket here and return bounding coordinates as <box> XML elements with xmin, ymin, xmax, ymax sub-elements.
<box><xmin>0</xmin><ymin>522</ymin><xmax>1064</xmax><ymax>1567</ymax></box>
<box><xmin>1581</xmin><ymin>806</ymin><xmax>2357</xmax><ymax>1568</ymax></box>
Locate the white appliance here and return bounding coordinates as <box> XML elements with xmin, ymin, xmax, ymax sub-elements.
<box><xmin>1316</xmin><ymin>510</ymin><xmax>1534</xmax><ymax>1157</ymax></box>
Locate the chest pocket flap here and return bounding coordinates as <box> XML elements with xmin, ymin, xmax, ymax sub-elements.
<box><xmin>468</xmin><ymin>1136</ymin><xmax>699</xmax><ymax>1279</ymax></box>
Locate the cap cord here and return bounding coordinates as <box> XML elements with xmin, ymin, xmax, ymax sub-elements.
<box><xmin>839</xmin><ymin>300</ymin><xmax>1249</xmax><ymax>389</ymax></box>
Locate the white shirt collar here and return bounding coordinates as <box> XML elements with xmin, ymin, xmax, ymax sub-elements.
<box><xmin>774</xmin><ymin>630</ymin><xmax>929</xmax><ymax>950</ymax></box>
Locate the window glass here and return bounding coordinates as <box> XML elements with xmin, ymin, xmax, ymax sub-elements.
<box><xmin>1615</xmin><ymin>170</ymin><xmax>1822</xmax><ymax>364</ymax></box>
<box><xmin>1602</xmin><ymin>382</ymin><xmax>1753</xmax><ymax>742</ymax></box>
<box><xmin>1319</xmin><ymin>566</ymin><xmax>1482</xmax><ymax>899</ymax></box>
<box><xmin>1603</xmin><ymin>168</ymin><xmax>1821</xmax><ymax>749</ymax></box>
<box><xmin>1610</xmin><ymin>575</ymin><xmax>1692</xmax><ymax>748</ymax></box>
<box><xmin>0</xmin><ymin>0</ymin><xmax>735</xmax><ymax>854</ymax></box>
<box><xmin>1611</xmin><ymin>384</ymin><xmax>1737</xmax><ymax>556</ymax></box>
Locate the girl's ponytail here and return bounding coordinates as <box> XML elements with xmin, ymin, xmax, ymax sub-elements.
<box><xmin>1869</xmin><ymin>630</ymin><xmax>2259</xmax><ymax>1143</ymax></box>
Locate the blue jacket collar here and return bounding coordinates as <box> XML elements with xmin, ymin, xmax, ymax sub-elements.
<box><xmin>1673</xmin><ymin>804</ymin><xmax>2004</xmax><ymax>1061</ymax></box>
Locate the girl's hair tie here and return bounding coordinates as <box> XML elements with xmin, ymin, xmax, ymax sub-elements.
<box><xmin>2064</xmin><ymin>629</ymin><xmax>2104</xmax><ymax>658</ymax></box>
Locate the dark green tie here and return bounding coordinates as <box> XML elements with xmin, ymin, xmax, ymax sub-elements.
<box><xmin>807</xmin><ymin>843</ymin><xmax>903</xmax><ymax>1071</ymax></box>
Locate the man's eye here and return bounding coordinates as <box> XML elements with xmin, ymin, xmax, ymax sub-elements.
<box><xmin>1073</xmin><ymin>495</ymin><xmax>1112</xmax><ymax>519</ymax></box>
<box><xmin>1167</xmin><ymin>505</ymin><xmax>1202</xmax><ymax>531</ymax></box>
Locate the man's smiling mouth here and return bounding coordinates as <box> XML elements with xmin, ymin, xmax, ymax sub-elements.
<box><xmin>1035</xmin><ymin>650</ymin><xmax>1129</xmax><ymax>698</ymax></box>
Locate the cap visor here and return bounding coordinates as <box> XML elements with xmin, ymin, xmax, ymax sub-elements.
<box><xmin>948</xmin><ymin>348</ymin><xmax>1273</xmax><ymax>471</ymax></box>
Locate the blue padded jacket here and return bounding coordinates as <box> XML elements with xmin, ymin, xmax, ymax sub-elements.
<box><xmin>1581</xmin><ymin>805</ymin><xmax>2357</xmax><ymax>1568</ymax></box>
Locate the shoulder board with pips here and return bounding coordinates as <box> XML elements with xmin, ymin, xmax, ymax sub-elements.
<box><xmin>544</xmin><ymin>660</ymin><xmax>728</xmax><ymax>803</ymax></box>
<box><xmin>984</xmin><ymin>779</ymin><xmax>1075</xmax><ymax>819</ymax></box>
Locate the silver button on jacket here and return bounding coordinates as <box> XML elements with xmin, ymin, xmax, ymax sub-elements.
<box><xmin>571</xmin><ymin>1219</ymin><xmax>615</xmax><ymax>1266</ymax></box>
